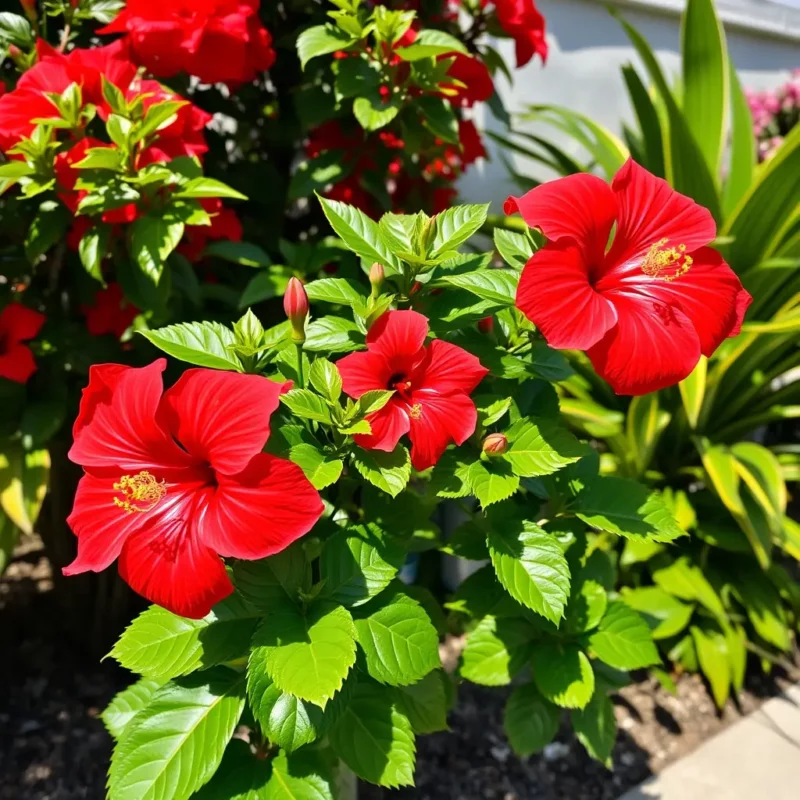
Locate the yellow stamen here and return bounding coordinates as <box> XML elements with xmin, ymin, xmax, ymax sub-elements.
<box><xmin>409</xmin><ymin>403</ymin><xmax>423</xmax><ymax>420</ymax></box>
<box><xmin>641</xmin><ymin>238</ymin><xmax>693</xmax><ymax>282</ymax></box>
<box><xmin>113</xmin><ymin>470</ymin><xmax>166</xmax><ymax>514</ymax></box>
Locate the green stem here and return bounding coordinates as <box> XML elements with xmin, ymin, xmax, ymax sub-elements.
<box><xmin>296</xmin><ymin>342</ymin><xmax>305</xmax><ymax>388</ymax></box>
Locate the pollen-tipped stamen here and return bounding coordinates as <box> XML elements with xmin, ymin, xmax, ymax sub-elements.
<box><xmin>641</xmin><ymin>238</ymin><xmax>693</xmax><ymax>282</ymax></box>
<box><xmin>113</xmin><ymin>470</ymin><xmax>167</xmax><ymax>513</ymax></box>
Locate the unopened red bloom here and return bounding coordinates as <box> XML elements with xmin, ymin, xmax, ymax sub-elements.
<box><xmin>65</xmin><ymin>361</ymin><xmax>323</xmax><ymax>617</ymax></box>
<box><xmin>0</xmin><ymin>303</ymin><xmax>45</xmax><ymax>384</ymax></box>
<box><xmin>508</xmin><ymin>160</ymin><xmax>752</xmax><ymax>395</ymax></box>
<box><xmin>491</xmin><ymin>0</ymin><xmax>548</xmax><ymax>68</ymax></box>
<box><xmin>100</xmin><ymin>0</ymin><xmax>276</xmax><ymax>87</ymax></box>
<box><xmin>82</xmin><ymin>283</ymin><xmax>139</xmax><ymax>339</ymax></box>
<box><xmin>337</xmin><ymin>310</ymin><xmax>488</xmax><ymax>470</ymax></box>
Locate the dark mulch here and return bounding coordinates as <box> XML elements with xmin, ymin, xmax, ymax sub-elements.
<box><xmin>1</xmin><ymin>539</ymin><xmax>794</xmax><ymax>800</ymax></box>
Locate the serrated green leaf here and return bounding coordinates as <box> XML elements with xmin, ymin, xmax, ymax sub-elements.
<box><xmin>588</xmin><ymin>601</ymin><xmax>660</xmax><ymax>670</ymax></box>
<box><xmin>232</xmin><ymin>545</ymin><xmax>306</xmax><ymax>613</ymax></box>
<box><xmin>130</xmin><ymin>214</ymin><xmax>185</xmax><ymax>284</ymax></box>
<box><xmin>572</xmin><ymin>690</ymin><xmax>616</xmax><ymax>765</ymax></box>
<box><xmin>265</xmin><ymin>750</ymin><xmax>335</xmax><ymax>800</ymax></box>
<box><xmin>356</xmin><ymin>389</ymin><xmax>395</xmax><ymax>415</ymax></box>
<box><xmin>102</xmin><ymin>678</ymin><xmax>162</xmax><ymax>741</ymax></box>
<box><xmin>140</xmin><ymin>321</ymin><xmax>242</xmax><ymax>372</ymax></box>
<box><xmin>460</xmin><ymin>615</ymin><xmax>536</xmax><ymax>687</ymax></box>
<box><xmin>109</xmin><ymin>668</ymin><xmax>246</xmax><ymax>800</ymax></box>
<box><xmin>467</xmin><ymin>459</ymin><xmax>519</xmax><ymax>507</ymax></box>
<box><xmin>428</xmin><ymin>447</ymin><xmax>474</xmax><ymax>498</ymax></box>
<box><xmin>438</xmin><ymin>269</ymin><xmax>518</xmax><ymax>305</ymax></box>
<box><xmin>532</xmin><ymin>643</ymin><xmax>595</xmax><ymax>709</ymax></box>
<box><xmin>110</xmin><ymin>596</ymin><xmax>258</xmax><ymax>681</ymax></box>
<box><xmin>289</xmin><ymin>444</ymin><xmax>343</xmax><ymax>490</ymax></box>
<box><xmin>352</xmin><ymin>445</ymin><xmax>410</xmax><ymax>498</ymax></box>
<box><xmin>281</xmin><ymin>389</ymin><xmax>332</xmax><ymax>424</ymax></box>
<box><xmin>487</xmin><ymin>521</ymin><xmax>571</xmax><ymax>624</ymax></box>
<box><xmin>305</xmin><ymin>278</ymin><xmax>366</xmax><ymax>307</ymax></box>
<box><xmin>575</xmin><ymin>477</ymin><xmax>684</xmax><ymax>543</ymax></box>
<box><xmin>174</xmin><ymin>177</ymin><xmax>246</xmax><ymax>201</ymax></box>
<box><xmin>320</xmin><ymin>523</ymin><xmax>405</xmax><ymax>607</ymax></box>
<box><xmin>565</xmin><ymin>580</ymin><xmax>607</xmax><ymax>634</ymax></box>
<box><xmin>431</xmin><ymin>204</ymin><xmax>490</xmax><ymax>255</ymax></box>
<box><xmin>504</xmin><ymin>417</ymin><xmax>585</xmax><ymax>478</ymax></box>
<box><xmin>620</xmin><ymin>587</ymin><xmax>694</xmax><ymax>640</ymax></box>
<box><xmin>494</xmin><ymin>228</ymin><xmax>533</xmax><ymax>269</ymax></box>
<box><xmin>252</xmin><ymin>602</ymin><xmax>357</xmax><ymax>708</ymax></box>
<box><xmin>329</xmin><ymin>681</ymin><xmax>415</xmax><ymax>788</ymax></box>
<box><xmin>304</xmin><ymin>316</ymin><xmax>364</xmax><ymax>353</ymax></box>
<box><xmin>504</xmin><ymin>683</ymin><xmax>560</xmax><ymax>757</ymax></box>
<box><xmin>353</xmin><ymin>96</ymin><xmax>400</xmax><ymax>131</ymax></box>
<box><xmin>395</xmin><ymin>671</ymin><xmax>449</xmax><ymax>734</ymax></box>
<box><xmin>354</xmin><ymin>590</ymin><xmax>441</xmax><ymax>686</ymax></box>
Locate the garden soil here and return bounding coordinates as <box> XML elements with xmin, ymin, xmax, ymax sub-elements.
<box><xmin>1</xmin><ymin>538</ymin><xmax>794</xmax><ymax>800</ymax></box>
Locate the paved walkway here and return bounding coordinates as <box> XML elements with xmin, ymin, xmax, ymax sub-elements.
<box><xmin>619</xmin><ymin>684</ymin><xmax>800</xmax><ymax>800</ymax></box>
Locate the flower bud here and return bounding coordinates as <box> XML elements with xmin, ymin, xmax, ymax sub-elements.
<box><xmin>482</xmin><ymin>433</ymin><xmax>508</xmax><ymax>456</ymax></box>
<box><xmin>369</xmin><ymin>262</ymin><xmax>385</xmax><ymax>297</ymax></box>
<box><xmin>19</xmin><ymin>0</ymin><xmax>37</xmax><ymax>23</ymax></box>
<box><xmin>283</xmin><ymin>277</ymin><xmax>308</xmax><ymax>343</ymax></box>
<box><xmin>478</xmin><ymin>316</ymin><xmax>494</xmax><ymax>334</ymax></box>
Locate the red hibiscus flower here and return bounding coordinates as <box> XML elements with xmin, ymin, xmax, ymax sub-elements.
<box><xmin>82</xmin><ymin>283</ymin><xmax>139</xmax><ymax>339</ymax></box>
<box><xmin>0</xmin><ymin>303</ymin><xmax>45</xmax><ymax>384</ymax></box>
<box><xmin>100</xmin><ymin>0</ymin><xmax>276</xmax><ymax>88</ymax></box>
<box><xmin>507</xmin><ymin>160</ymin><xmax>752</xmax><ymax>395</ymax></box>
<box><xmin>443</xmin><ymin>53</ymin><xmax>494</xmax><ymax>107</ymax></box>
<box><xmin>179</xmin><ymin>199</ymin><xmax>244</xmax><ymax>263</ymax></box>
<box><xmin>457</xmin><ymin>119</ymin><xmax>487</xmax><ymax>166</ymax></box>
<box><xmin>65</xmin><ymin>361</ymin><xmax>323</xmax><ymax>617</ymax></box>
<box><xmin>337</xmin><ymin>310</ymin><xmax>488</xmax><ymax>470</ymax></box>
<box><xmin>490</xmin><ymin>0</ymin><xmax>548</xmax><ymax>68</ymax></box>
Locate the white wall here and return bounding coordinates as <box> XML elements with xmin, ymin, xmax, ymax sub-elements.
<box><xmin>459</xmin><ymin>0</ymin><xmax>800</xmax><ymax>209</ymax></box>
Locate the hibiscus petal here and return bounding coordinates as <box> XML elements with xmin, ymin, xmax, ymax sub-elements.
<box><xmin>587</xmin><ymin>291</ymin><xmax>702</xmax><ymax>395</ymax></box>
<box><xmin>118</xmin><ymin>489</ymin><xmax>233</xmax><ymax>619</ymax></box>
<box><xmin>408</xmin><ymin>392</ymin><xmax>478</xmax><ymax>471</ymax></box>
<box><xmin>203</xmin><ymin>454</ymin><xmax>323</xmax><ymax>561</ymax></box>
<box><xmin>337</xmin><ymin>350</ymin><xmax>392</xmax><ymax>398</ymax></box>
<box><xmin>607</xmin><ymin>159</ymin><xmax>717</xmax><ymax>268</ymax></box>
<box><xmin>504</xmin><ymin>173</ymin><xmax>617</xmax><ymax>262</ymax></box>
<box><xmin>367</xmin><ymin>310</ymin><xmax>429</xmax><ymax>359</ymax></box>
<box><xmin>160</xmin><ymin>369</ymin><xmax>285</xmax><ymax>476</ymax></box>
<box><xmin>417</xmin><ymin>339</ymin><xmax>488</xmax><ymax>394</ymax></box>
<box><xmin>69</xmin><ymin>360</ymin><xmax>193</xmax><ymax>472</ymax></box>
<box><xmin>63</xmin><ymin>471</ymin><xmax>155</xmax><ymax>575</ymax></box>
<box><xmin>0</xmin><ymin>344</ymin><xmax>38</xmax><ymax>384</ymax></box>
<box><xmin>615</xmin><ymin>247</ymin><xmax>752</xmax><ymax>357</ymax></box>
<box><xmin>0</xmin><ymin>303</ymin><xmax>45</xmax><ymax>343</ymax></box>
<box><xmin>353</xmin><ymin>399</ymin><xmax>411</xmax><ymax>452</ymax></box>
<box><xmin>516</xmin><ymin>241</ymin><xmax>619</xmax><ymax>350</ymax></box>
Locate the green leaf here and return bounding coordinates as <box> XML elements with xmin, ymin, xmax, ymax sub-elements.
<box><xmin>681</xmin><ymin>0</ymin><xmax>729</xmax><ymax>176</ymax></box>
<box><xmin>140</xmin><ymin>321</ymin><xmax>242</xmax><ymax>372</ymax></box>
<box><xmin>531</xmin><ymin>643</ymin><xmax>595</xmax><ymax>710</ymax></box>
<box><xmin>395</xmin><ymin>28</ymin><xmax>467</xmax><ymax>60</ymax></box>
<box><xmin>731</xmin><ymin>565</ymin><xmax>791</xmax><ymax>651</ymax></box>
<box><xmin>678</xmin><ymin>356</ymin><xmax>707</xmax><ymax>430</ymax></box>
<box><xmin>281</xmin><ymin>389</ymin><xmax>332</xmax><ymax>424</ymax></box>
<box><xmin>626</xmin><ymin>393</ymin><xmax>671</xmax><ymax>475</ymax></box>
<box><xmin>297</xmin><ymin>24</ymin><xmax>355</xmax><ymax>69</ymax></box>
<box><xmin>487</xmin><ymin>521</ymin><xmax>571</xmax><ymax>624</ymax></box>
<box><xmin>504</xmin><ymin>683</ymin><xmax>560</xmax><ymax>757</ymax></box>
<box><xmin>289</xmin><ymin>150</ymin><xmax>354</xmax><ymax>201</ymax></box>
<box><xmin>329</xmin><ymin>681</ymin><xmax>415</xmax><ymax>788</ymax></box>
<box><xmin>354</xmin><ymin>590</ymin><xmax>441</xmax><ymax>686</ymax></box>
<box><xmin>620</xmin><ymin>587</ymin><xmax>694</xmax><ymax>640</ymax></box>
<box><xmin>572</xmin><ymin>691</ymin><xmax>616</xmax><ymax>766</ymax></box>
<box><xmin>25</xmin><ymin>201</ymin><xmax>70</xmax><ymax>264</ymax></box>
<box><xmin>395</xmin><ymin>671</ymin><xmax>449</xmax><ymax>735</ymax></box>
<box><xmin>205</xmin><ymin>240</ymin><xmax>272</xmax><ymax>267</ymax></box>
<box><xmin>175</xmin><ymin>177</ymin><xmax>247</xmax><ymax>201</ymax></box>
<box><xmin>320</xmin><ymin>523</ymin><xmax>405</xmax><ymax>607</ymax></box>
<box><xmin>239</xmin><ymin>266</ymin><xmax>293</xmax><ymax>308</ymax></box>
<box><xmin>588</xmin><ymin>601</ymin><xmax>660</xmax><ymax>670</ymax></box>
<box><xmin>251</xmin><ymin>602</ymin><xmax>357</xmax><ymax>708</ymax></box>
<box><xmin>565</xmin><ymin>580</ymin><xmax>607</xmax><ymax>635</ymax></box>
<box><xmin>504</xmin><ymin>417</ymin><xmax>585</xmax><ymax>478</ymax></box>
<box><xmin>691</xmin><ymin>624</ymin><xmax>731</xmax><ymax>708</ymax></box>
<box><xmin>575</xmin><ymin>477</ymin><xmax>685</xmax><ymax>543</ymax></box>
<box><xmin>352</xmin><ymin>445</ymin><xmax>411</xmax><ymax>498</ymax></box>
<box><xmin>232</xmin><ymin>546</ymin><xmax>306</xmax><ymax>613</ymax></box>
<box><xmin>722</xmin><ymin>62</ymin><xmax>756</xmax><ymax>216</ymax></box>
<box><xmin>109</xmin><ymin>668</ymin><xmax>246</xmax><ymax>800</ymax></box>
<box><xmin>265</xmin><ymin>750</ymin><xmax>335</xmax><ymax>799</ymax></box>
<box><xmin>103</xmin><ymin>678</ymin><xmax>161</xmax><ymax>741</ymax></box>
<box><xmin>318</xmin><ymin>196</ymin><xmax>400</xmax><ymax>270</ymax></box>
<box><xmin>431</xmin><ymin>204</ymin><xmax>490</xmax><ymax>255</ymax></box>
<box><xmin>467</xmin><ymin>459</ymin><xmax>519</xmax><ymax>507</ymax></box>
<box><xmin>305</xmin><ymin>278</ymin><xmax>366</xmax><ymax>307</ymax></box>
<box><xmin>130</xmin><ymin>214</ymin><xmax>185</xmax><ymax>283</ymax></box>
<box><xmin>417</xmin><ymin>95</ymin><xmax>459</xmax><ymax>145</ymax></box>
<box><xmin>460</xmin><ymin>615</ymin><xmax>536</xmax><ymax>687</ymax></box>
<box><xmin>356</xmin><ymin>389</ymin><xmax>395</xmax><ymax>416</ymax></box>
<box><xmin>289</xmin><ymin>444</ymin><xmax>344</xmax><ymax>490</ymax></box>
<box><xmin>137</xmin><ymin>100</ymin><xmax>187</xmax><ymax>143</ymax></box>
<box><xmin>494</xmin><ymin>228</ymin><xmax>534</xmax><ymax>269</ymax></box>
<box><xmin>353</xmin><ymin>96</ymin><xmax>400</xmax><ymax>132</ymax></box>
<box><xmin>437</xmin><ymin>269</ymin><xmax>518</xmax><ymax>305</ymax></box>
<box><xmin>110</xmin><ymin>596</ymin><xmax>258</xmax><ymax>681</ymax></box>
<box><xmin>304</xmin><ymin>316</ymin><xmax>364</xmax><ymax>353</ymax></box>
<box><xmin>621</xmin><ymin>65</ymin><xmax>665</xmax><ymax>177</ymax></box>
<box><xmin>0</xmin><ymin>12</ymin><xmax>34</xmax><ymax>47</ymax></box>
<box><xmin>652</xmin><ymin>558</ymin><xmax>726</xmax><ymax>620</ymax></box>
<box><xmin>79</xmin><ymin>225</ymin><xmax>111</xmax><ymax>282</ymax></box>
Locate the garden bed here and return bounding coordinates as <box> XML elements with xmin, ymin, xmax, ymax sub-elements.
<box><xmin>2</xmin><ymin>539</ymin><xmax>795</xmax><ymax>800</ymax></box>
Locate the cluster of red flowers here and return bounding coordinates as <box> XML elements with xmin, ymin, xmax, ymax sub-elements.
<box><xmin>98</xmin><ymin>0</ymin><xmax>276</xmax><ymax>88</ymax></box>
<box><xmin>484</xmin><ymin>0</ymin><xmax>548</xmax><ymax>68</ymax></box>
<box><xmin>0</xmin><ymin>303</ymin><xmax>46</xmax><ymax>384</ymax></box>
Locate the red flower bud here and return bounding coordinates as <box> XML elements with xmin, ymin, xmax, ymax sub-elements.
<box><xmin>8</xmin><ymin>44</ymin><xmax>22</xmax><ymax>59</ymax></box>
<box><xmin>478</xmin><ymin>316</ymin><xmax>494</xmax><ymax>334</ymax></box>
<box><xmin>482</xmin><ymin>433</ymin><xmax>508</xmax><ymax>456</ymax></box>
<box><xmin>19</xmin><ymin>0</ymin><xmax>37</xmax><ymax>22</ymax></box>
<box><xmin>284</xmin><ymin>277</ymin><xmax>309</xmax><ymax>343</ymax></box>
<box><xmin>369</xmin><ymin>262</ymin><xmax>385</xmax><ymax>296</ymax></box>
